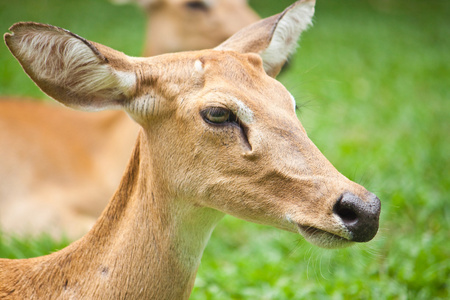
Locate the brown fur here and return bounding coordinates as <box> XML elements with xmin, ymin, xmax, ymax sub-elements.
<box><xmin>1</xmin><ymin>1</ymin><xmax>380</xmax><ymax>298</ymax></box>
<box><xmin>0</xmin><ymin>99</ymin><xmax>138</xmax><ymax>238</ymax></box>
<box><xmin>0</xmin><ymin>0</ymin><xmax>260</xmax><ymax>239</ymax></box>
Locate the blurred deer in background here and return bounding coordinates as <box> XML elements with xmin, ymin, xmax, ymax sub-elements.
<box><xmin>0</xmin><ymin>1</ymin><xmax>380</xmax><ymax>298</ymax></box>
<box><xmin>114</xmin><ymin>0</ymin><xmax>260</xmax><ymax>56</ymax></box>
<box><xmin>0</xmin><ymin>0</ymin><xmax>260</xmax><ymax>239</ymax></box>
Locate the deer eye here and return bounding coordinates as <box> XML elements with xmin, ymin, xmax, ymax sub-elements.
<box><xmin>185</xmin><ymin>0</ymin><xmax>209</xmax><ymax>11</ymax></box>
<box><xmin>202</xmin><ymin>107</ymin><xmax>235</xmax><ymax>125</ymax></box>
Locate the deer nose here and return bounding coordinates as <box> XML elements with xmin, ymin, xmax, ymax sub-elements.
<box><xmin>333</xmin><ymin>192</ymin><xmax>381</xmax><ymax>242</ymax></box>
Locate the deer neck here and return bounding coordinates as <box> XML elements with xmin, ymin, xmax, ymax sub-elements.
<box><xmin>1</xmin><ymin>132</ymin><xmax>224</xmax><ymax>299</ymax></box>
<box><xmin>77</xmin><ymin>131</ymin><xmax>225</xmax><ymax>299</ymax></box>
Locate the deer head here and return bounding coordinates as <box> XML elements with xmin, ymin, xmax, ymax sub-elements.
<box><xmin>5</xmin><ymin>0</ymin><xmax>379</xmax><ymax>252</ymax></box>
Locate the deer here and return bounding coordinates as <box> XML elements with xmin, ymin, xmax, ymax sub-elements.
<box><xmin>114</xmin><ymin>0</ymin><xmax>260</xmax><ymax>56</ymax></box>
<box><xmin>0</xmin><ymin>0</ymin><xmax>260</xmax><ymax>239</ymax></box>
<box><xmin>0</xmin><ymin>0</ymin><xmax>381</xmax><ymax>298</ymax></box>
<box><xmin>0</xmin><ymin>99</ymin><xmax>139</xmax><ymax>238</ymax></box>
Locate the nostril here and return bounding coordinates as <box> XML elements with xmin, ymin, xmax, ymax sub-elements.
<box><xmin>333</xmin><ymin>192</ymin><xmax>381</xmax><ymax>242</ymax></box>
<box><xmin>333</xmin><ymin>194</ymin><xmax>359</xmax><ymax>225</ymax></box>
<box><xmin>335</xmin><ymin>207</ymin><xmax>358</xmax><ymax>225</ymax></box>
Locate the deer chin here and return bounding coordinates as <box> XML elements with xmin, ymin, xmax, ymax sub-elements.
<box><xmin>297</xmin><ymin>225</ymin><xmax>354</xmax><ymax>249</ymax></box>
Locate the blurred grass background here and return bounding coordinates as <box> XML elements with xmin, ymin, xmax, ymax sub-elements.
<box><xmin>0</xmin><ymin>0</ymin><xmax>449</xmax><ymax>298</ymax></box>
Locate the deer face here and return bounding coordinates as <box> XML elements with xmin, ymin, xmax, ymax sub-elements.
<box><xmin>129</xmin><ymin>49</ymin><xmax>380</xmax><ymax>249</ymax></box>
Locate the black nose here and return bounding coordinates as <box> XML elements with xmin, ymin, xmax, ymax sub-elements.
<box><xmin>333</xmin><ymin>192</ymin><xmax>381</xmax><ymax>242</ymax></box>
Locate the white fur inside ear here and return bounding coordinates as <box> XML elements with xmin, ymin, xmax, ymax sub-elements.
<box><xmin>114</xmin><ymin>70</ymin><xmax>137</xmax><ymax>91</ymax></box>
<box><xmin>261</xmin><ymin>1</ymin><xmax>315</xmax><ymax>74</ymax></box>
<box><xmin>12</xmin><ymin>27</ymin><xmax>135</xmax><ymax>110</ymax></box>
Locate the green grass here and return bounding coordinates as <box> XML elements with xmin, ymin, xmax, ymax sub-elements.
<box><xmin>0</xmin><ymin>231</ymin><xmax>69</xmax><ymax>259</ymax></box>
<box><xmin>1</xmin><ymin>0</ymin><xmax>449</xmax><ymax>299</ymax></box>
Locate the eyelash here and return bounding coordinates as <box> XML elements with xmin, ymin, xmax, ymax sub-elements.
<box><xmin>185</xmin><ymin>1</ymin><xmax>209</xmax><ymax>11</ymax></box>
<box><xmin>201</xmin><ymin>107</ymin><xmax>238</xmax><ymax>125</ymax></box>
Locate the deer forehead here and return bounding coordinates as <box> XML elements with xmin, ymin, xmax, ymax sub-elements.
<box><xmin>191</xmin><ymin>56</ymin><xmax>294</xmax><ymax>116</ymax></box>
<box><xmin>125</xmin><ymin>53</ymin><xmax>292</xmax><ymax>120</ymax></box>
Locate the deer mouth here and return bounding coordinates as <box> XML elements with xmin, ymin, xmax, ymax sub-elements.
<box><xmin>297</xmin><ymin>225</ymin><xmax>353</xmax><ymax>249</ymax></box>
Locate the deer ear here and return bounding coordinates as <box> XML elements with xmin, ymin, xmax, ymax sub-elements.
<box><xmin>215</xmin><ymin>0</ymin><xmax>315</xmax><ymax>77</ymax></box>
<box><xmin>4</xmin><ymin>22</ymin><xmax>136</xmax><ymax>111</ymax></box>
